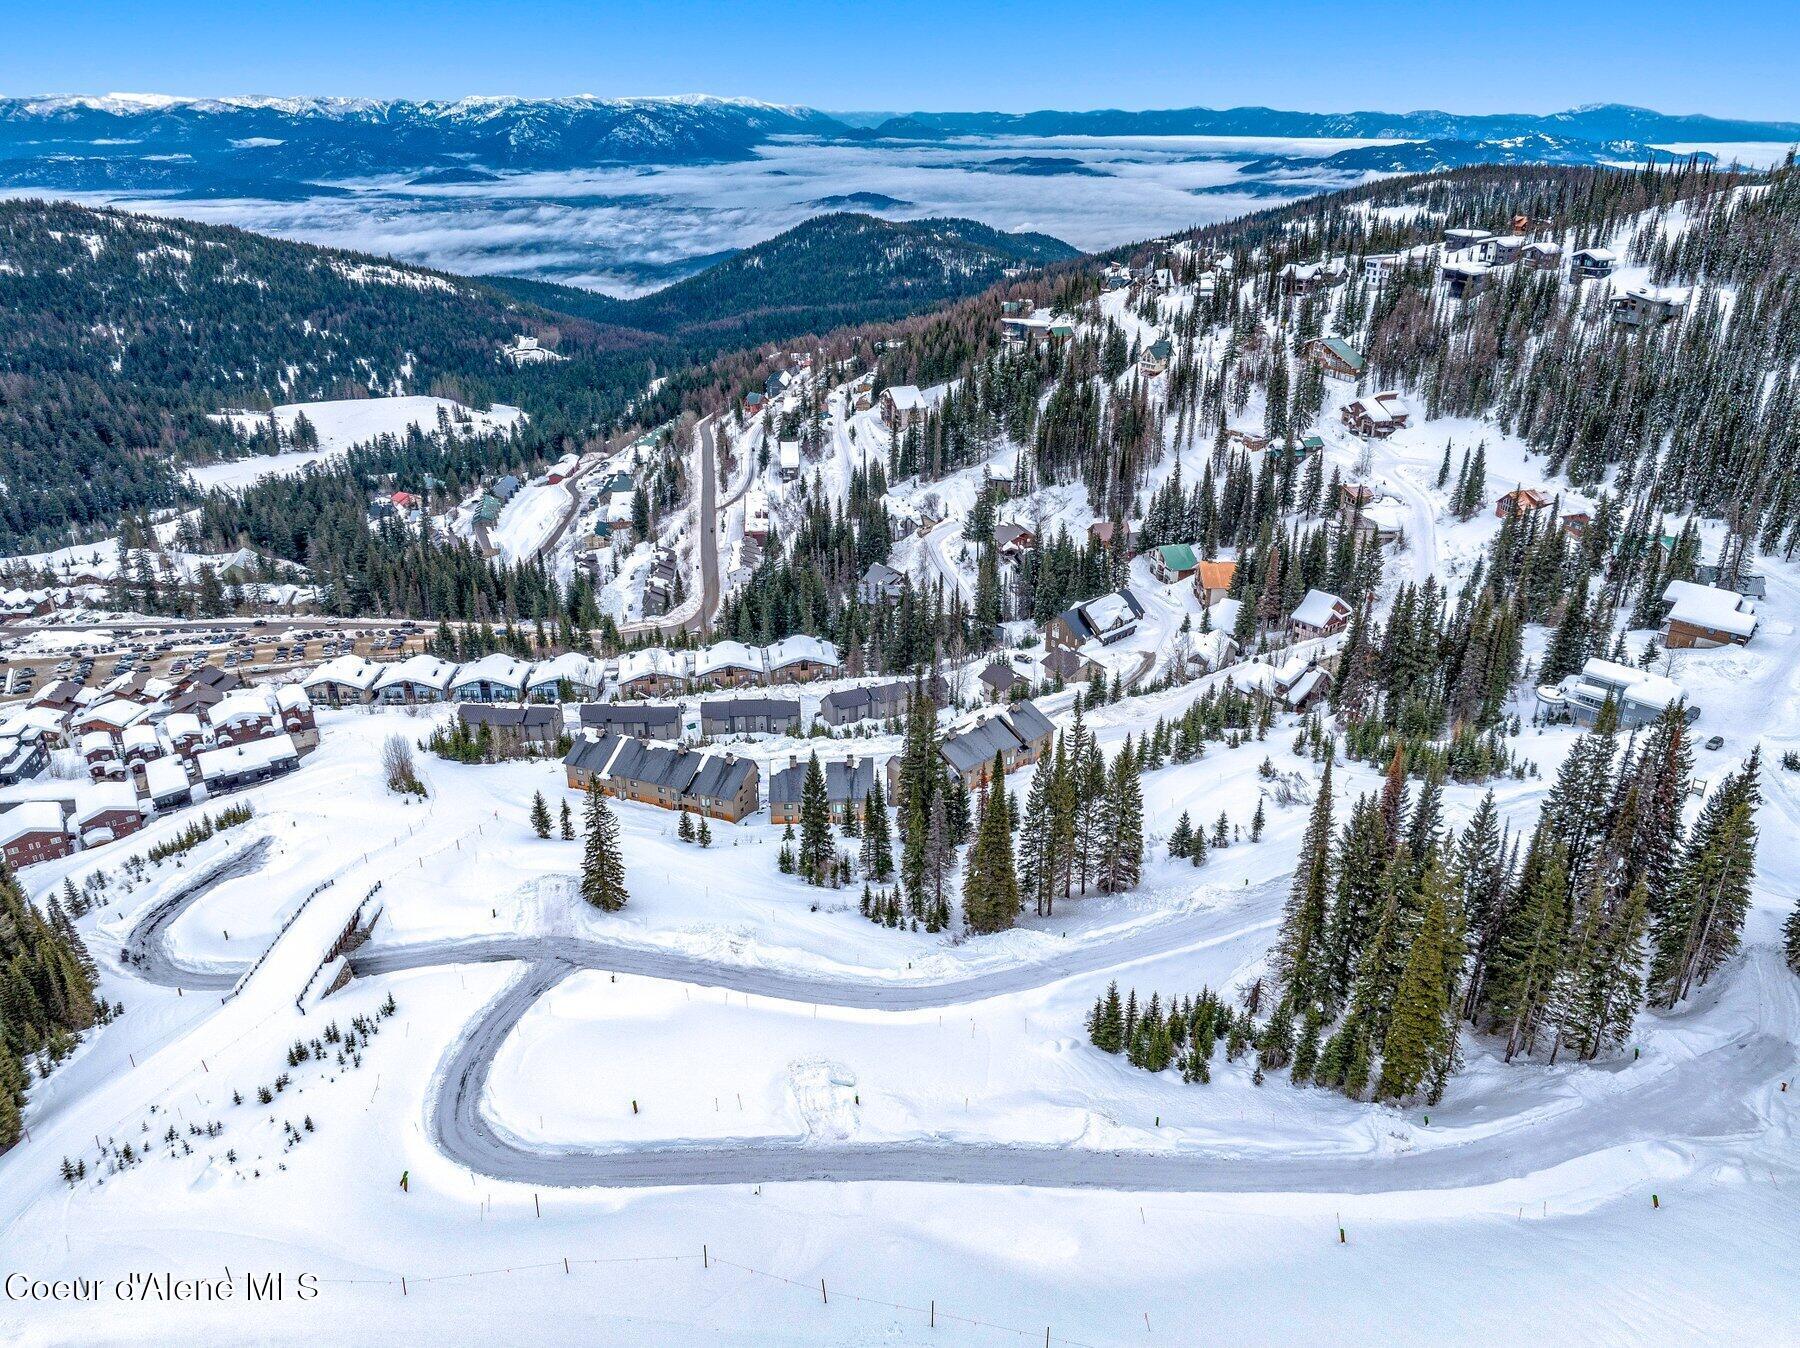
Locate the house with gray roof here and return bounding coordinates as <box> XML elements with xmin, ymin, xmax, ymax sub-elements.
<box><xmin>456</xmin><ymin>704</ymin><xmax>563</xmax><ymax>752</ymax></box>
<box><xmin>575</xmin><ymin>702</ymin><xmax>682</xmax><ymax>741</ymax></box>
<box><xmin>564</xmin><ymin>733</ymin><xmax>759</xmax><ymax>821</ymax></box>
<box><xmin>857</xmin><ymin>561</ymin><xmax>907</xmax><ymax>605</ymax></box>
<box><xmin>818</xmin><ymin>680</ymin><xmax>916</xmax><ymax>727</ymax></box>
<box><xmin>768</xmin><ymin>752</ymin><xmax>882</xmax><ymax>826</ymax></box>
<box><xmin>891</xmin><ymin>700</ymin><xmax>1054</xmax><ymax>794</ymax></box>
<box><xmin>700</xmin><ymin>697</ymin><xmax>802</xmax><ymax>738</ymax></box>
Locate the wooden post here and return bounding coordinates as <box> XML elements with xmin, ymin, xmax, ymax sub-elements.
<box><xmin>564</xmin><ymin>1257</ymin><xmax>569</xmax><ymax>1274</ymax></box>
<box><xmin>930</xmin><ymin>1299</ymin><xmax>934</xmax><ymax>1327</ymax></box>
<box><xmin>535</xmin><ymin>1192</ymin><xmax>541</xmax><ymax>1218</ymax></box>
<box><xmin>702</xmin><ymin>1245</ymin><xmax>708</xmax><ymax>1269</ymax></box>
<box><xmin>401</xmin><ymin>1276</ymin><xmax>407</xmax><ymax>1296</ymax></box>
<box><xmin>820</xmin><ymin>1278</ymin><xmax>828</xmax><ymax>1305</ymax></box>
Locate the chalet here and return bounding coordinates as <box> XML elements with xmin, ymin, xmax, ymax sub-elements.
<box><xmin>502</xmin><ymin>334</ymin><xmax>564</xmax><ymax>366</ymax></box>
<box><xmin>642</xmin><ymin>551</ymin><xmax>681</xmax><ymax>617</ymax></box>
<box><xmin>1561</xmin><ymin>511</ymin><xmax>1593</xmax><ymax>538</ymax></box>
<box><xmin>1224</xmin><ymin>427</ymin><xmax>1273</xmax><ymax>454</ymax></box>
<box><xmin>700</xmin><ymin>696</ymin><xmax>802</xmax><ymax>738</ymax></box>
<box><xmin>1496</xmin><ymin>487</ymin><xmax>1553</xmax><ymax>520</ymax></box>
<box><xmin>28</xmin><ymin>679</ymin><xmax>84</xmax><ymax>719</ymax></box>
<box><xmin>1194</xmin><ymin>560</ymin><xmax>1238</xmax><ymax>606</ymax></box>
<box><xmin>73</xmin><ymin>699</ymin><xmax>147</xmax><ymax>739</ymax></box>
<box><xmin>120</xmin><ymin>722</ymin><xmax>164</xmax><ymax>769</ymax></box>
<box><xmin>525</xmin><ymin>653</ymin><xmax>605</xmax><ymax>703</ymax></box>
<box><xmin>897</xmin><ymin>701</ymin><xmax>1054</xmax><ymax>793</ymax></box>
<box><xmin>1661</xmin><ymin>580</ymin><xmax>1758</xmax><ymax>649</ymax></box>
<box><xmin>80</xmin><ymin>731</ymin><xmax>126</xmax><ymax>782</ymax></box>
<box><xmin>1279</xmin><ymin>260</ymin><xmax>1346</xmax><ymax>296</ymax></box>
<box><xmin>768</xmin><ymin>753</ymin><xmax>880</xmax><ymax>826</ymax></box>
<box><xmin>857</xmin><ymin>561</ymin><xmax>907</xmax><ymax>605</ymax></box>
<box><xmin>1291</xmin><ymin>589</ymin><xmax>1353</xmax><ymax>638</ymax></box>
<box><xmin>1150</xmin><ymin>543</ymin><xmax>1200</xmax><ymax>584</ymax></box>
<box><xmin>693</xmin><ymin>641</ymin><xmax>766</xmax><ymax>689</ymax></box>
<box><xmin>744</xmin><ymin>488</ymin><xmax>771</xmax><ymax>543</ymax></box>
<box><xmin>1362</xmin><ymin>253</ymin><xmax>1401</xmax><ymax>283</ymax></box>
<box><xmin>492</xmin><ymin>474</ymin><xmax>522</xmax><ymax>502</ymax></box>
<box><xmin>881</xmin><ymin>385</ymin><xmax>928</xmax><ymax>430</ymax></box>
<box><xmin>1440</xmin><ymin>259</ymin><xmax>1490</xmax><ymax>299</ymax></box>
<box><xmin>778</xmin><ymin>440</ymin><xmax>802</xmax><ymax>480</ymax></box>
<box><xmin>0</xmin><ymin>802</ymin><xmax>72</xmax><ymax>870</ymax></box>
<box><xmin>1047</xmin><ymin>589</ymin><xmax>1145</xmax><ymax>650</ymax></box>
<box><xmin>170</xmin><ymin>664</ymin><xmax>243</xmax><ymax>718</ymax></box>
<box><xmin>0</xmin><ymin>733</ymin><xmax>48</xmax><ymax>787</ymax></box>
<box><xmin>1302</xmin><ymin>336</ymin><xmax>1366</xmax><ymax>380</ymax></box>
<box><xmin>1443</xmin><ymin>227</ymin><xmax>1493</xmax><ymax>252</ymax></box>
<box><xmin>373</xmin><ymin>654</ymin><xmax>458</xmax><ymax>705</ymax></box>
<box><xmin>450</xmin><ymin>653</ymin><xmax>532</xmax><ymax>704</ymax></box>
<box><xmin>143</xmin><ymin>756</ymin><xmax>195</xmax><ymax>812</ymax></box>
<box><xmin>993</xmin><ymin>522</ymin><xmax>1037</xmax><ymax>559</ymax></box>
<box><xmin>303</xmin><ymin>654</ymin><xmax>382</xmax><ymax>706</ymax></box>
<box><xmin>1522</xmin><ymin>240</ymin><xmax>1562</xmax><ymax>271</ymax></box>
<box><xmin>1276</xmin><ymin>660</ymin><xmax>1333</xmax><ymax>712</ymax></box>
<box><xmin>744</xmin><ymin>391</ymin><xmax>767</xmax><ymax>419</ymax></box>
<box><xmin>1570</xmin><ymin>247</ymin><xmax>1618</xmax><ymax>280</ymax></box>
<box><xmin>210</xmin><ymin>688</ymin><xmax>279</xmax><ymax>746</ymax></box>
<box><xmin>456</xmin><ymin>704</ymin><xmax>563</xmax><ymax>752</ymax></box>
<box><xmin>542</xmin><ymin>454</ymin><xmax>580</xmax><ymax>485</ymax></box>
<box><xmin>765</xmin><ymin>636</ymin><xmax>842</xmax><ymax>683</ymax></box>
<box><xmin>564</xmin><ymin>734</ymin><xmax>759</xmax><ymax>822</ymax></box>
<box><xmin>616</xmin><ymin>648</ymin><xmax>689</xmax><ymax>698</ymax></box>
<box><xmin>576</xmin><ymin>703</ymin><xmax>682</xmax><ymax>741</ymax></box>
<box><xmin>162</xmin><ymin>713</ymin><xmax>211</xmax><ymax>760</ymax></box>
<box><xmin>819</xmin><ymin>680</ymin><xmax>917</xmax><ymax>727</ymax></box>
<box><xmin>195</xmin><ymin>733</ymin><xmax>301</xmax><ymax>794</ymax></box>
<box><xmin>1480</xmin><ymin>234</ymin><xmax>1525</xmax><ymax>266</ymax></box>
<box><xmin>1340</xmin><ymin>393</ymin><xmax>1409</xmax><ymax>439</ymax></box>
<box><xmin>1539</xmin><ymin>657</ymin><xmax>1686</xmax><ymax>729</ymax></box>
<box><xmin>1089</xmin><ymin>521</ymin><xmax>1133</xmax><ymax>550</ymax></box>
<box><xmin>1043</xmin><ymin>646</ymin><xmax>1101</xmax><ymax>685</ymax></box>
<box><xmin>979</xmin><ymin>660</ymin><xmax>1031</xmax><ymax>703</ymax></box>
<box><xmin>74</xmin><ymin>783</ymin><xmax>145</xmax><ymax>847</ymax></box>
<box><xmin>1139</xmin><ymin>338</ymin><xmax>1174</xmax><ymax>377</ymax></box>
<box><xmin>1612</xmin><ymin>285</ymin><xmax>1689</xmax><ymax>327</ymax></box>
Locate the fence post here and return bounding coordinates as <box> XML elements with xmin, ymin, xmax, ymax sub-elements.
<box><xmin>820</xmin><ymin>1278</ymin><xmax>827</xmax><ymax>1305</ymax></box>
<box><xmin>702</xmin><ymin>1244</ymin><xmax>708</xmax><ymax>1269</ymax></box>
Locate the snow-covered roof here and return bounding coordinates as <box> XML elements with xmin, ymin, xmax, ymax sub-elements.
<box><xmin>195</xmin><ymin>733</ymin><xmax>300</xmax><ymax>783</ymax></box>
<box><xmin>302</xmin><ymin>654</ymin><xmax>382</xmax><ymax>691</ymax></box>
<box><xmin>211</xmin><ymin>687</ymin><xmax>277</xmax><ymax>726</ymax></box>
<box><xmin>79</xmin><ymin>730</ymin><xmax>117</xmax><ymax>755</ymax></box>
<box><xmin>764</xmin><ymin>635</ymin><xmax>842</xmax><ymax>672</ymax></box>
<box><xmin>143</xmin><ymin>756</ymin><xmax>191</xmax><ymax>800</ymax></box>
<box><xmin>121</xmin><ymin>722</ymin><xmax>160</xmax><ymax>750</ymax></box>
<box><xmin>1292</xmin><ymin>589</ymin><xmax>1350</xmax><ymax>628</ymax></box>
<box><xmin>884</xmin><ymin>385</ymin><xmax>926</xmax><ymax>411</ymax></box>
<box><xmin>527</xmin><ymin>652</ymin><xmax>604</xmax><ymax>690</ymax></box>
<box><xmin>0</xmin><ymin>801</ymin><xmax>66</xmax><ymax>846</ymax></box>
<box><xmin>452</xmin><ymin>653</ymin><xmax>533</xmax><ymax>691</ymax></box>
<box><xmin>694</xmin><ymin>641</ymin><xmax>765</xmax><ymax>678</ymax></box>
<box><xmin>163</xmin><ymin>712</ymin><xmax>205</xmax><ymax>740</ymax></box>
<box><xmin>1662</xmin><ymin>580</ymin><xmax>1757</xmax><ymax>638</ymax></box>
<box><xmin>79</xmin><ymin>698</ymin><xmax>146</xmax><ymax>729</ymax></box>
<box><xmin>1562</xmin><ymin>657</ymin><xmax>1684</xmax><ymax>712</ymax></box>
<box><xmin>76</xmin><ymin>782</ymin><xmax>140</xmax><ymax>825</ymax></box>
<box><xmin>373</xmin><ymin>653</ymin><xmax>459</xmax><ymax>692</ymax></box>
<box><xmin>1080</xmin><ymin>591</ymin><xmax>1139</xmax><ymax>636</ymax></box>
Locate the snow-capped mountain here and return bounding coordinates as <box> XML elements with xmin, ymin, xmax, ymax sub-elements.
<box><xmin>0</xmin><ymin>93</ymin><xmax>849</xmax><ymax>173</ymax></box>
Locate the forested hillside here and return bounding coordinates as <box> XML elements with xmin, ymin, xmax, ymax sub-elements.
<box><xmin>0</xmin><ymin>201</ymin><xmax>1079</xmax><ymax>551</ymax></box>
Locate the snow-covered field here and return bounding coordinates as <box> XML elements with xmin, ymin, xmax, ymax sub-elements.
<box><xmin>193</xmin><ymin>396</ymin><xmax>523</xmax><ymax>488</ymax></box>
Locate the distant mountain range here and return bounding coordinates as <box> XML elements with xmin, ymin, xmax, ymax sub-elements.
<box><xmin>0</xmin><ymin>96</ymin><xmax>1790</xmax><ymax>199</ymax></box>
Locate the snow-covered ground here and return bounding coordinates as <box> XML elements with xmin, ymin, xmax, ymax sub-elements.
<box><xmin>193</xmin><ymin>396</ymin><xmax>524</xmax><ymax>488</ymax></box>
<box><xmin>5</xmin><ymin>232</ymin><xmax>1800</xmax><ymax>1345</ymax></box>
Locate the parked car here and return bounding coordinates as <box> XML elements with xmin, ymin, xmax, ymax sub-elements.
<box><xmin>1704</xmin><ymin>735</ymin><xmax>1725</xmax><ymax>751</ymax></box>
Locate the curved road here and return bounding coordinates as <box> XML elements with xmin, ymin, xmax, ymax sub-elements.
<box><xmin>123</xmin><ymin>866</ymin><xmax>1795</xmax><ymax>1196</ymax></box>
<box><xmin>120</xmin><ymin>834</ymin><xmax>276</xmax><ymax>990</ymax></box>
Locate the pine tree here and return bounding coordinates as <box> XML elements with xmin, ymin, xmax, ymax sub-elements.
<box><xmin>559</xmin><ymin>799</ymin><xmax>574</xmax><ymax>840</ymax></box>
<box><xmin>1650</xmin><ymin>753</ymin><xmax>1760</xmax><ymax>1006</ymax></box>
<box><xmin>1376</xmin><ymin>865</ymin><xmax>1455</xmax><ymax>1103</ymax></box>
<box><xmin>860</xmin><ymin>779</ymin><xmax>894</xmax><ymax>882</ymax></box>
<box><xmin>963</xmin><ymin>755</ymin><xmax>1020</xmax><ymax>934</ymax></box>
<box><xmin>1273</xmin><ymin>763</ymin><xmax>1333</xmax><ymax>1010</ymax></box>
<box><xmin>1169</xmin><ymin>811</ymin><xmax>1194</xmax><ymax>860</ymax></box>
<box><xmin>678</xmin><ymin>808</ymin><xmax>694</xmax><ymax>843</ymax></box>
<box><xmin>530</xmin><ymin>791</ymin><xmax>552</xmax><ymax>839</ymax></box>
<box><xmin>1098</xmin><ymin>737</ymin><xmax>1143</xmax><ymax>893</ymax></box>
<box><xmin>797</xmin><ymin>753</ymin><xmax>835</xmax><ymax>886</ymax></box>
<box><xmin>579</xmin><ymin>784</ymin><xmax>628</xmax><ymax>912</ymax></box>
<box><xmin>697</xmin><ymin>815</ymin><xmax>712</xmax><ymax>848</ymax></box>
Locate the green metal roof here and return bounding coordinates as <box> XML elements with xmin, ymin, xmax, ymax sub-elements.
<box><xmin>1317</xmin><ymin>336</ymin><xmax>1367</xmax><ymax>372</ymax></box>
<box><xmin>1157</xmin><ymin>543</ymin><xmax>1198</xmax><ymax>572</ymax></box>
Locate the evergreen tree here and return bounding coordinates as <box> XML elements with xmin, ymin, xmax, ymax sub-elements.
<box><xmin>962</xmin><ymin>755</ymin><xmax>1020</xmax><ymax>934</ymax></box>
<box><xmin>797</xmin><ymin>753</ymin><xmax>836</xmax><ymax>886</ymax></box>
<box><xmin>579</xmin><ymin>784</ymin><xmax>628</xmax><ymax>912</ymax></box>
<box><xmin>1650</xmin><ymin>753</ymin><xmax>1761</xmax><ymax>1006</ymax></box>
<box><xmin>1376</xmin><ymin>864</ymin><xmax>1456</xmax><ymax>1103</ymax></box>
<box><xmin>678</xmin><ymin>808</ymin><xmax>694</xmax><ymax>843</ymax></box>
<box><xmin>559</xmin><ymin>799</ymin><xmax>574</xmax><ymax>840</ymax></box>
<box><xmin>529</xmin><ymin>790</ymin><xmax>552</xmax><ymax>839</ymax></box>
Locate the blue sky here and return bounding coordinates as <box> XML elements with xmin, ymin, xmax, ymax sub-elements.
<box><xmin>5</xmin><ymin>0</ymin><xmax>1797</xmax><ymax>120</ymax></box>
